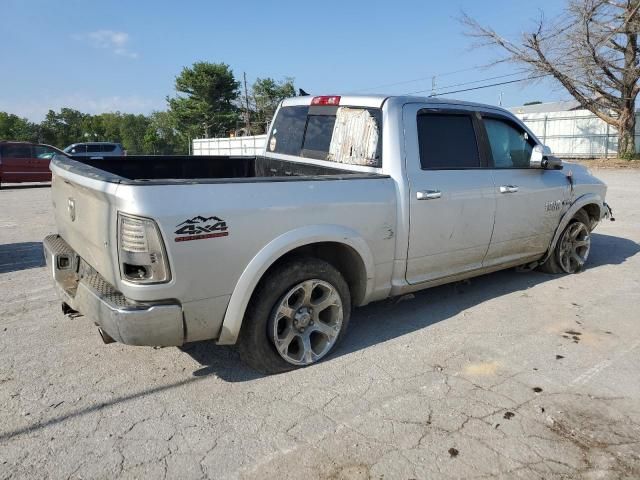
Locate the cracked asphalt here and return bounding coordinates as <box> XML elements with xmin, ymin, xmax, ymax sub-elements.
<box><xmin>1</xmin><ymin>169</ymin><xmax>639</xmax><ymax>479</ymax></box>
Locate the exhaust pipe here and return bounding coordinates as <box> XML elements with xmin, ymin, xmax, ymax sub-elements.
<box><xmin>98</xmin><ymin>327</ymin><xmax>115</xmax><ymax>344</ymax></box>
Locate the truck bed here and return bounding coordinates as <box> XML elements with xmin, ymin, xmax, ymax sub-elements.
<box><xmin>53</xmin><ymin>155</ymin><xmax>385</xmax><ymax>185</ymax></box>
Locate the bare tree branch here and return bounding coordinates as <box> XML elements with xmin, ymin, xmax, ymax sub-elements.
<box><xmin>460</xmin><ymin>0</ymin><xmax>639</xmax><ymax>156</ymax></box>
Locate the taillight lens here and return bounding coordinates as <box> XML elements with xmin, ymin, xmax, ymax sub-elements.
<box><xmin>118</xmin><ymin>213</ymin><xmax>170</xmax><ymax>283</ymax></box>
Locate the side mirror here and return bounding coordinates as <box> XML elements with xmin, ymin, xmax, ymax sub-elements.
<box><xmin>530</xmin><ymin>145</ymin><xmax>563</xmax><ymax>170</ymax></box>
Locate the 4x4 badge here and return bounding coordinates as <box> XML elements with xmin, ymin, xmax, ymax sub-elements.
<box><xmin>174</xmin><ymin>215</ymin><xmax>229</xmax><ymax>242</ymax></box>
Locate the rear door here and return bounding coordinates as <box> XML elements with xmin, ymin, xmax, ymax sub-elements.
<box><xmin>479</xmin><ymin>114</ymin><xmax>569</xmax><ymax>266</ymax></box>
<box><xmin>403</xmin><ymin>104</ymin><xmax>496</xmax><ymax>284</ymax></box>
<box><xmin>87</xmin><ymin>144</ymin><xmax>104</xmax><ymax>159</ymax></box>
<box><xmin>0</xmin><ymin>143</ymin><xmax>33</xmax><ymax>182</ymax></box>
<box><xmin>101</xmin><ymin>144</ymin><xmax>118</xmax><ymax>156</ymax></box>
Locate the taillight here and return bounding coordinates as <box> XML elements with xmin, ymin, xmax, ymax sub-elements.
<box><xmin>311</xmin><ymin>95</ymin><xmax>341</xmax><ymax>106</ymax></box>
<box><xmin>118</xmin><ymin>213</ymin><xmax>170</xmax><ymax>283</ymax></box>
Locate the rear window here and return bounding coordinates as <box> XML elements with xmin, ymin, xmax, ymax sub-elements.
<box><xmin>269</xmin><ymin>105</ymin><xmax>382</xmax><ymax>167</ymax></box>
<box><xmin>269</xmin><ymin>106</ymin><xmax>307</xmax><ymax>156</ymax></box>
<box><xmin>302</xmin><ymin>115</ymin><xmax>336</xmax><ymax>155</ymax></box>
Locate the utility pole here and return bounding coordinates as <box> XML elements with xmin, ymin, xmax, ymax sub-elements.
<box><xmin>498</xmin><ymin>92</ymin><xmax>504</xmax><ymax>106</ymax></box>
<box><xmin>243</xmin><ymin>72</ymin><xmax>251</xmax><ymax>134</ymax></box>
<box><xmin>431</xmin><ymin>76</ymin><xmax>436</xmax><ymax>97</ymax></box>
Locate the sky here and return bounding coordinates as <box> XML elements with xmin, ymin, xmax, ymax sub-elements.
<box><xmin>1</xmin><ymin>0</ymin><xmax>571</xmax><ymax>122</ymax></box>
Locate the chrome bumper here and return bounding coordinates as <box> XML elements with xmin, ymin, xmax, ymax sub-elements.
<box><xmin>43</xmin><ymin>234</ymin><xmax>184</xmax><ymax>346</ymax></box>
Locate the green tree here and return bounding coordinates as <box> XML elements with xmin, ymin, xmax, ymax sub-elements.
<box><xmin>251</xmin><ymin>77</ymin><xmax>296</xmax><ymax>134</ymax></box>
<box><xmin>143</xmin><ymin>111</ymin><xmax>187</xmax><ymax>155</ymax></box>
<box><xmin>0</xmin><ymin>112</ymin><xmax>39</xmax><ymax>142</ymax></box>
<box><xmin>119</xmin><ymin>114</ymin><xmax>150</xmax><ymax>154</ymax></box>
<box><xmin>98</xmin><ymin>112</ymin><xmax>125</xmax><ymax>144</ymax></box>
<box><xmin>40</xmin><ymin>108</ymin><xmax>88</xmax><ymax>148</ymax></box>
<box><xmin>167</xmin><ymin>62</ymin><xmax>240</xmax><ymax>138</ymax></box>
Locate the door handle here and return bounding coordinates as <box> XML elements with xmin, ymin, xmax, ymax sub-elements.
<box><xmin>416</xmin><ymin>190</ymin><xmax>442</xmax><ymax>200</ymax></box>
<box><xmin>499</xmin><ymin>185</ymin><xmax>519</xmax><ymax>194</ymax></box>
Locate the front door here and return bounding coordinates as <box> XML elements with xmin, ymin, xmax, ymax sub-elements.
<box><xmin>479</xmin><ymin>115</ymin><xmax>569</xmax><ymax>266</ymax></box>
<box><xmin>32</xmin><ymin>145</ymin><xmax>55</xmax><ymax>181</ymax></box>
<box><xmin>403</xmin><ymin>105</ymin><xmax>496</xmax><ymax>284</ymax></box>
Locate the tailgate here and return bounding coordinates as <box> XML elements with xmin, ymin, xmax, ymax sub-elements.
<box><xmin>51</xmin><ymin>161</ymin><xmax>120</xmax><ymax>285</ymax></box>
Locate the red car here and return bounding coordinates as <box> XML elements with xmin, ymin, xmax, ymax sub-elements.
<box><xmin>0</xmin><ymin>141</ymin><xmax>65</xmax><ymax>188</ymax></box>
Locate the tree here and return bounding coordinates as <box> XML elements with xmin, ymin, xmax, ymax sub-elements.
<box><xmin>167</xmin><ymin>62</ymin><xmax>240</xmax><ymax>138</ymax></box>
<box><xmin>0</xmin><ymin>112</ymin><xmax>39</xmax><ymax>142</ymax></box>
<box><xmin>143</xmin><ymin>111</ymin><xmax>187</xmax><ymax>155</ymax></box>
<box><xmin>462</xmin><ymin>0</ymin><xmax>640</xmax><ymax>158</ymax></box>
<box><xmin>251</xmin><ymin>77</ymin><xmax>296</xmax><ymax>134</ymax></box>
<box><xmin>98</xmin><ymin>112</ymin><xmax>125</xmax><ymax>144</ymax></box>
<box><xmin>118</xmin><ymin>114</ymin><xmax>150</xmax><ymax>154</ymax></box>
<box><xmin>40</xmin><ymin>108</ymin><xmax>88</xmax><ymax>147</ymax></box>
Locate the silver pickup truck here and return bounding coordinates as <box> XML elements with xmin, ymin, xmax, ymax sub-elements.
<box><xmin>44</xmin><ymin>94</ymin><xmax>611</xmax><ymax>373</ymax></box>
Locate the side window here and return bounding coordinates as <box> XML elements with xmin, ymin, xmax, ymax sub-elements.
<box><xmin>33</xmin><ymin>146</ymin><xmax>56</xmax><ymax>159</ymax></box>
<box><xmin>417</xmin><ymin>113</ymin><xmax>480</xmax><ymax>169</ymax></box>
<box><xmin>484</xmin><ymin>118</ymin><xmax>534</xmax><ymax>168</ymax></box>
<box><xmin>2</xmin><ymin>144</ymin><xmax>32</xmax><ymax>158</ymax></box>
<box><xmin>87</xmin><ymin>144</ymin><xmax>102</xmax><ymax>153</ymax></box>
<box><xmin>69</xmin><ymin>145</ymin><xmax>86</xmax><ymax>154</ymax></box>
<box><xmin>101</xmin><ymin>144</ymin><xmax>116</xmax><ymax>152</ymax></box>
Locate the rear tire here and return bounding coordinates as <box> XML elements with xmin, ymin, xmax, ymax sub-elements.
<box><xmin>238</xmin><ymin>257</ymin><xmax>351</xmax><ymax>374</ymax></box>
<box><xmin>538</xmin><ymin>210</ymin><xmax>591</xmax><ymax>274</ymax></box>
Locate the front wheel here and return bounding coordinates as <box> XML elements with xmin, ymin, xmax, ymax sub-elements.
<box><xmin>238</xmin><ymin>258</ymin><xmax>351</xmax><ymax>374</ymax></box>
<box><xmin>538</xmin><ymin>210</ymin><xmax>592</xmax><ymax>274</ymax></box>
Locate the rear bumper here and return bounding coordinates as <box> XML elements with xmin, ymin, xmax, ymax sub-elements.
<box><xmin>43</xmin><ymin>234</ymin><xmax>184</xmax><ymax>346</ymax></box>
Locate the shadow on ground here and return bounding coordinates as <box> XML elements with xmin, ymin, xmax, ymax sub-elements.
<box><xmin>588</xmin><ymin>232</ymin><xmax>640</xmax><ymax>267</ymax></box>
<box><xmin>0</xmin><ymin>183</ymin><xmax>50</xmax><ymax>190</ymax></box>
<box><xmin>1</xmin><ymin>235</ymin><xmax>637</xmax><ymax>443</ymax></box>
<box><xmin>181</xmin><ymin>232</ymin><xmax>640</xmax><ymax>381</ymax></box>
<box><xmin>0</xmin><ymin>242</ymin><xmax>45</xmax><ymax>274</ymax></box>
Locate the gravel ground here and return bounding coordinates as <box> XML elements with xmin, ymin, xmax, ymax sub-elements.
<box><xmin>0</xmin><ymin>171</ymin><xmax>639</xmax><ymax>480</ymax></box>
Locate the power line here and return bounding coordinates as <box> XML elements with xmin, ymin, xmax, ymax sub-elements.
<box><xmin>424</xmin><ymin>71</ymin><xmax>529</xmax><ymax>93</ymax></box>
<box><xmin>412</xmin><ymin>74</ymin><xmax>550</xmax><ymax>97</ymax></box>
<box><xmin>353</xmin><ymin>65</ymin><xmax>486</xmax><ymax>92</ymax></box>
<box><xmin>431</xmin><ymin>75</ymin><xmax>549</xmax><ymax>97</ymax></box>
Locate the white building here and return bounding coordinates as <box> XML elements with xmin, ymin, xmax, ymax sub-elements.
<box><xmin>192</xmin><ymin>135</ymin><xmax>267</xmax><ymax>156</ymax></box>
<box><xmin>509</xmin><ymin>101</ymin><xmax>640</xmax><ymax>158</ymax></box>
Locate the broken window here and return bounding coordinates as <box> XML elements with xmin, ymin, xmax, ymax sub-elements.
<box><xmin>328</xmin><ymin>108</ymin><xmax>381</xmax><ymax>167</ymax></box>
<box><xmin>268</xmin><ymin>105</ymin><xmax>382</xmax><ymax>167</ymax></box>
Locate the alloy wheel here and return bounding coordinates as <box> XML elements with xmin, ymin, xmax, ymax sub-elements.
<box><xmin>269</xmin><ymin>279</ymin><xmax>343</xmax><ymax>366</ymax></box>
<box><xmin>558</xmin><ymin>221</ymin><xmax>591</xmax><ymax>273</ymax></box>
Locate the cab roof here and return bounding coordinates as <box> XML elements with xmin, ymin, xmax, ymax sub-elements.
<box><xmin>282</xmin><ymin>94</ymin><xmax>503</xmax><ymax>110</ymax></box>
<box><xmin>280</xmin><ymin>94</ymin><xmax>514</xmax><ymax>116</ymax></box>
